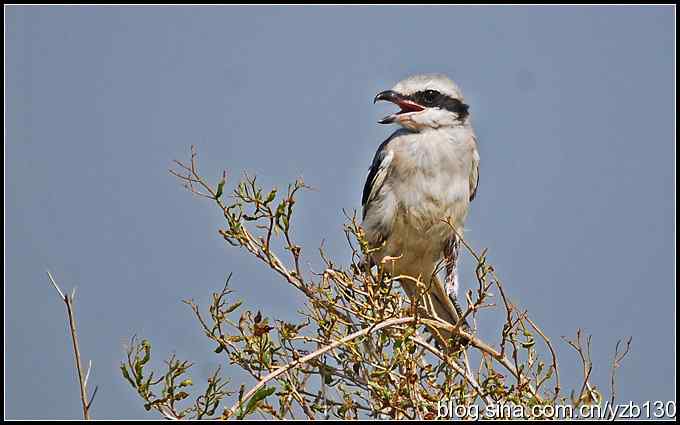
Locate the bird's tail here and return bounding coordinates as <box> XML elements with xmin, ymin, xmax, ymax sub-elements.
<box><xmin>402</xmin><ymin>275</ymin><xmax>469</xmax><ymax>349</ymax></box>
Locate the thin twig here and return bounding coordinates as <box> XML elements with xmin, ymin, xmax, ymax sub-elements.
<box><xmin>46</xmin><ymin>271</ymin><xmax>92</xmax><ymax>419</ymax></box>
<box><xmin>410</xmin><ymin>336</ymin><xmax>494</xmax><ymax>407</ymax></box>
<box><xmin>225</xmin><ymin>317</ymin><xmax>415</xmax><ymax>418</ymax></box>
<box><xmin>526</xmin><ymin>316</ymin><xmax>561</xmax><ymax>401</ymax></box>
<box><xmin>608</xmin><ymin>336</ymin><xmax>632</xmax><ymax>417</ymax></box>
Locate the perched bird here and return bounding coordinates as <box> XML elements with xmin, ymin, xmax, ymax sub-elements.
<box><xmin>362</xmin><ymin>74</ymin><xmax>479</xmax><ymax>343</ymax></box>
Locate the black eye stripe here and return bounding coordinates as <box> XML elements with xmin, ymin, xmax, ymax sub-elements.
<box><xmin>410</xmin><ymin>90</ymin><xmax>440</xmax><ymax>105</ymax></box>
<box><xmin>405</xmin><ymin>90</ymin><xmax>470</xmax><ymax>120</ymax></box>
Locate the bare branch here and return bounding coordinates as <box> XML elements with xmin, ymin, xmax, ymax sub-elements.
<box><xmin>609</xmin><ymin>336</ymin><xmax>633</xmax><ymax>416</ymax></box>
<box><xmin>45</xmin><ymin>271</ymin><xmax>93</xmax><ymax>419</ymax></box>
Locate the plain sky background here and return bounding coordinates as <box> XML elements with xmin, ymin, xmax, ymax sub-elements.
<box><xmin>5</xmin><ymin>5</ymin><xmax>675</xmax><ymax>419</ymax></box>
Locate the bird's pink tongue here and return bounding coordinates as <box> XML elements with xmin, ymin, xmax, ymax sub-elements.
<box><xmin>397</xmin><ymin>100</ymin><xmax>425</xmax><ymax>114</ymax></box>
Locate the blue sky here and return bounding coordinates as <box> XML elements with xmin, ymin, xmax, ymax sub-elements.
<box><xmin>5</xmin><ymin>5</ymin><xmax>675</xmax><ymax>419</ymax></box>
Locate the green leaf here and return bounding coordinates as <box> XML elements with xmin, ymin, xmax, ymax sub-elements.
<box><xmin>141</xmin><ymin>340</ymin><xmax>151</xmax><ymax>365</ymax></box>
<box><xmin>215</xmin><ymin>171</ymin><xmax>227</xmax><ymax>200</ymax></box>
<box><xmin>134</xmin><ymin>362</ymin><xmax>144</xmax><ymax>386</ymax></box>
<box><xmin>265</xmin><ymin>189</ymin><xmax>277</xmax><ymax>204</ymax></box>
<box><xmin>237</xmin><ymin>386</ymin><xmax>276</xmax><ymax>419</ymax></box>
<box><xmin>544</xmin><ymin>366</ymin><xmax>553</xmax><ymax>380</ymax></box>
<box><xmin>120</xmin><ymin>363</ymin><xmax>136</xmax><ymax>388</ymax></box>
<box><xmin>521</xmin><ymin>337</ymin><xmax>535</xmax><ymax>349</ymax></box>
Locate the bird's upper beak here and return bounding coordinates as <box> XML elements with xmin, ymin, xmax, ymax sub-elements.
<box><xmin>373</xmin><ymin>90</ymin><xmax>425</xmax><ymax>124</ymax></box>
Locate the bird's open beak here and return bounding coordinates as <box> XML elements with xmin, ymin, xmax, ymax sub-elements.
<box><xmin>373</xmin><ymin>90</ymin><xmax>425</xmax><ymax>124</ymax></box>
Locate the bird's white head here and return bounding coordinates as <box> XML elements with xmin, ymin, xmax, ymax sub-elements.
<box><xmin>374</xmin><ymin>74</ymin><xmax>470</xmax><ymax>131</ymax></box>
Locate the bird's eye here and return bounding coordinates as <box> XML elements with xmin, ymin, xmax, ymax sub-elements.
<box><xmin>422</xmin><ymin>90</ymin><xmax>439</xmax><ymax>104</ymax></box>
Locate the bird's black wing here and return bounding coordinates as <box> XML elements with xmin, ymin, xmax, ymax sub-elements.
<box><xmin>362</xmin><ymin>137</ymin><xmax>393</xmax><ymax>218</ymax></box>
<box><xmin>469</xmin><ymin>162</ymin><xmax>479</xmax><ymax>201</ymax></box>
<box><xmin>469</xmin><ymin>137</ymin><xmax>480</xmax><ymax>202</ymax></box>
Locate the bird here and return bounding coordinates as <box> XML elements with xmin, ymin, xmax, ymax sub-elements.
<box><xmin>361</xmin><ymin>73</ymin><xmax>479</xmax><ymax>345</ymax></box>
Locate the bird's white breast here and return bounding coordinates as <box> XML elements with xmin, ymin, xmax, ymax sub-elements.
<box><xmin>382</xmin><ymin>127</ymin><xmax>477</xmax><ymax>261</ymax></box>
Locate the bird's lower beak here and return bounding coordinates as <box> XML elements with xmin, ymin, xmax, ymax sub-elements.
<box><xmin>373</xmin><ymin>90</ymin><xmax>425</xmax><ymax>124</ymax></box>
